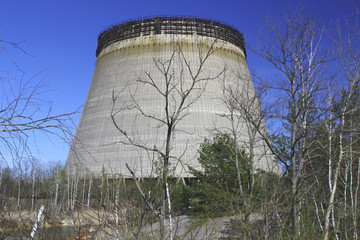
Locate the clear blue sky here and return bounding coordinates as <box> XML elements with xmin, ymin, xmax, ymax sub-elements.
<box><xmin>0</xmin><ymin>0</ymin><xmax>355</xmax><ymax>167</ymax></box>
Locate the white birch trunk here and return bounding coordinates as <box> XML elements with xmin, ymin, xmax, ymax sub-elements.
<box><xmin>29</xmin><ymin>205</ymin><xmax>45</xmax><ymax>240</ymax></box>
<box><xmin>87</xmin><ymin>175</ymin><xmax>92</xmax><ymax>209</ymax></box>
<box><xmin>82</xmin><ymin>175</ymin><xmax>86</xmax><ymax>203</ymax></box>
<box><xmin>166</xmin><ymin>182</ymin><xmax>173</xmax><ymax>240</ymax></box>
<box><xmin>71</xmin><ymin>173</ymin><xmax>78</xmax><ymax>211</ymax></box>
<box><xmin>54</xmin><ymin>182</ymin><xmax>59</xmax><ymax>211</ymax></box>
<box><xmin>324</xmin><ymin>108</ymin><xmax>346</xmax><ymax>240</ymax></box>
<box><xmin>115</xmin><ymin>188</ymin><xmax>120</xmax><ymax>239</ymax></box>
<box><xmin>349</xmin><ymin>119</ymin><xmax>358</xmax><ymax>240</ymax></box>
<box><xmin>353</xmin><ymin>156</ymin><xmax>360</xmax><ymax>240</ymax></box>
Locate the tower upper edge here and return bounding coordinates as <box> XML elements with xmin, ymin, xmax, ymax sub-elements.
<box><xmin>96</xmin><ymin>34</ymin><xmax>247</xmax><ymax>61</ymax></box>
<box><xmin>96</xmin><ymin>16</ymin><xmax>246</xmax><ymax>57</ymax></box>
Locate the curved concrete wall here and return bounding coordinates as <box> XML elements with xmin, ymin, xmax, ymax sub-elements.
<box><xmin>66</xmin><ymin>33</ymin><xmax>279</xmax><ymax>177</ymax></box>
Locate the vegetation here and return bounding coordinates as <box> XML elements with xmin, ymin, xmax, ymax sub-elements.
<box><xmin>186</xmin><ymin>134</ymin><xmax>270</xmax><ymax>217</ymax></box>
<box><xmin>189</xmin><ymin>134</ymin><xmax>247</xmax><ymax>217</ymax></box>
<box><xmin>1</xmin><ymin>3</ymin><xmax>360</xmax><ymax>240</ymax></box>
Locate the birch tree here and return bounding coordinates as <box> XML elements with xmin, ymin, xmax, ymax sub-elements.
<box><xmin>254</xmin><ymin>10</ymin><xmax>331</xmax><ymax>237</ymax></box>
<box><xmin>219</xmin><ymin>70</ymin><xmax>275</xmax><ymax>224</ymax></box>
<box><xmin>323</xmin><ymin>9</ymin><xmax>360</xmax><ymax>240</ymax></box>
<box><xmin>111</xmin><ymin>39</ymin><xmax>223</xmax><ymax>240</ymax></box>
<box><xmin>0</xmin><ymin>39</ymin><xmax>77</xmax><ymax>211</ymax></box>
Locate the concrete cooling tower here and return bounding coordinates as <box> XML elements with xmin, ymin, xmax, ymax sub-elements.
<box><xmin>66</xmin><ymin>17</ymin><xmax>280</xmax><ymax>177</ymax></box>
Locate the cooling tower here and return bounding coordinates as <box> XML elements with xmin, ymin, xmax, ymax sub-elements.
<box><xmin>66</xmin><ymin>17</ymin><xmax>280</xmax><ymax>177</ymax></box>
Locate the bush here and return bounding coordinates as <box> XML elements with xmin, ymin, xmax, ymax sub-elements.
<box><xmin>187</xmin><ymin>133</ymin><xmax>249</xmax><ymax>217</ymax></box>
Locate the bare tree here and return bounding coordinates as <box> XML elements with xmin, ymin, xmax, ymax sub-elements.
<box><xmin>253</xmin><ymin>9</ymin><xmax>331</xmax><ymax>237</ymax></box>
<box><xmin>52</xmin><ymin>162</ymin><xmax>64</xmax><ymax>212</ymax></box>
<box><xmin>111</xmin><ymin>39</ymin><xmax>223</xmax><ymax>239</ymax></box>
<box><xmin>219</xmin><ymin>70</ymin><xmax>267</xmax><ymax>212</ymax></box>
<box><xmin>323</xmin><ymin>9</ymin><xmax>360</xmax><ymax>240</ymax></box>
<box><xmin>0</xmin><ymin>40</ymin><xmax>77</xmax><ymax>173</ymax></box>
<box><xmin>0</xmin><ymin>74</ymin><xmax>76</xmax><ymax>160</ymax></box>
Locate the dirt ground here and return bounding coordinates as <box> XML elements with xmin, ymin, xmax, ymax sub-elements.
<box><xmin>1</xmin><ymin>208</ymin><xmax>258</xmax><ymax>239</ymax></box>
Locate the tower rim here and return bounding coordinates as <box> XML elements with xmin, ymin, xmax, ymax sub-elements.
<box><xmin>96</xmin><ymin>16</ymin><xmax>246</xmax><ymax>57</ymax></box>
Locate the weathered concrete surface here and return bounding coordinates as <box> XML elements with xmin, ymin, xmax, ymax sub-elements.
<box><xmin>66</xmin><ymin>27</ymin><xmax>280</xmax><ymax>178</ymax></box>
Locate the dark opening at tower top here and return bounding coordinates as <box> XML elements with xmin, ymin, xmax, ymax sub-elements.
<box><xmin>96</xmin><ymin>16</ymin><xmax>246</xmax><ymax>57</ymax></box>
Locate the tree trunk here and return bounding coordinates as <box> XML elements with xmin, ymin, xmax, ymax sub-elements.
<box><xmin>29</xmin><ymin>205</ymin><xmax>45</xmax><ymax>240</ymax></box>
<box><xmin>324</xmin><ymin>111</ymin><xmax>345</xmax><ymax>240</ymax></box>
<box><xmin>17</xmin><ymin>178</ymin><xmax>21</xmax><ymax>208</ymax></box>
<box><xmin>31</xmin><ymin>160</ymin><xmax>36</xmax><ymax>211</ymax></box>
<box><xmin>54</xmin><ymin>182</ymin><xmax>59</xmax><ymax>211</ymax></box>
<box><xmin>87</xmin><ymin>175</ymin><xmax>92</xmax><ymax>209</ymax></box>
<box><xmin>82</xmin><ymin>175</ymin><xmax>86</xmax><ymax>203</ymax></box>
<box><xmin>166</xmin><ymin>182</ymin><xmax>173</xmax><ymax>240</ymax></box>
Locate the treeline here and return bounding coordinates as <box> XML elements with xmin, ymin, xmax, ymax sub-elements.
<box><xmin>0</xmin><ymin>163</ymin><xmax>139</xmax><ymax>212</ymax></box>
<box><xmin>1</xmin><ymin>5</ymin><xmax>360</xmax><ymax>240</ymax></box>
<box><xmin>234</xmin><ymin>7</ymin><xmax>360</xmax><ymax>240</ymax></box>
